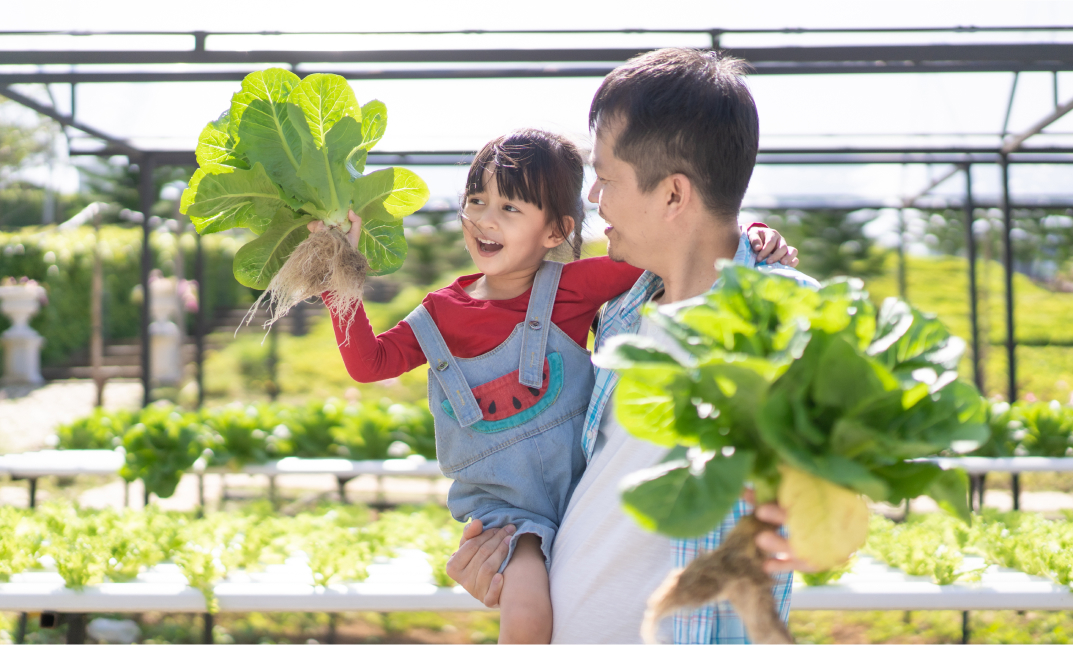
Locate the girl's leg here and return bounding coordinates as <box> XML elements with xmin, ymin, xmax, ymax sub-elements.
<box><xmin>498</xmin><ymin>533</ymin><xmax>552</xmax><ymax>644</ymax></box>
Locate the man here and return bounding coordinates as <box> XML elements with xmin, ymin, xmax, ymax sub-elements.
<box><xmin>447</xmin><ymin>48</ymin><xmax>817</xmax><ymax>643</ymax></box>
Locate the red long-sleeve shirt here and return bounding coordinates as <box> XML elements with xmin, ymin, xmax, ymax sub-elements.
<box><xmin>330</xmin><ymin>256</ymin><xmax>646</xmax><ymax>383</ymax></box>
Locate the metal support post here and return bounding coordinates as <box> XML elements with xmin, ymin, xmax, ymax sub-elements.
<box><xmin>327</xmin><ymin>613</ymin><xmax>338</xmax><ymax>645</ymax></box>
<box><xmin>978</xmin><ymin>474</ymin><xmax>987</xmax><ymax>510</ymax></box>
<box><xmin>337</xmin><ymin>476</ymin><xmax>352</xmax><ymax>504</ymax></box>
<box><xmin>138</xmin><ymin>155</ymin><xmax>156</xmax><ymax>407</ymax></box>
<box><xmin>1000</xmin><ymin>154</ymin><xmax>1017</xmax><ymax>402</ymax></box>
<box><xmin>66</xmin><ymin>613</ymin><xmax>86</xmax><ymax>645</ymax></box>
<box><xmin>1011</xmin><ymin>473</ymin><xmax>1021</xmax><ymax>511</ymax></box>
<box><xmin>961</xmin><ymin>610</ymin><xmax>970</xmax><ymax>644</ymax></box>
<box><xmin>269</xmin><ymin>475</ymin><xmax>278</xmax><ymax>509</ymax></box>
<box><xmin>198</xmin><ymin>473</ymin><xmax>206</xmax><ymax>517</ymax></box>
<box><xmin>897</xmin><ymin>208</ymin><xmax>907</xmax><ymax>299</ymax></box>
<box><xmin>195</xmin><ymin>230</ymin><xmax>206</xmax><ymax>408</ymax></box>
<box><xmin>267</xmin><ymin>324</ymin><xmax>279</xmax><ymax>401</ymax></box>
<box><xmin>15</xmin><ymin>612</ymin><xmax>26</xmax><ymax>644</ymax></box>
<box><xmin>963</xmin><ymin>165</ymin><xmax>983</xmax><ymax>390</ymax></box>
<box><xmin>28</xmin><ymin>478</ymin><xmax>37</xmax><ymax>509</ymax></box>
<box><xmin>203</xmin><ymin>612</ymin><xmax>214</xmax><ymax>644</ymax></box>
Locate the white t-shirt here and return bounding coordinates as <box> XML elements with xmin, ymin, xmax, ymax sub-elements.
<box><xmin>549</xmin><ymin>318</ymin><xmax>675</xmax><ymax>644</ymax></box>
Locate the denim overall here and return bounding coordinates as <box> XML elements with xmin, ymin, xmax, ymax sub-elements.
<box><xmin>405</xmin><ymin>261</ymin><xmax>593</xmax><ymax>571</ymax></box>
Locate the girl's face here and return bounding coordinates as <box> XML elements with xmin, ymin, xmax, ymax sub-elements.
<box><xmin>461</xmin><ymin>170</ymin><xmax>566</xmax><ymax>278</ymax></box>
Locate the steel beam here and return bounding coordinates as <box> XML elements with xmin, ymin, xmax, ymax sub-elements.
<box><xmin>1002</xmin><ymin>94</ymin><xmax>1073</xmax><ymax>153</ymax></box>
<box><xmin>4</xmin><ymin>61</ymin><xmax>1073</xmax><ymax>85</ymax></box>
<box><xmin>138</xmin><ymin>157</ymin><xmax>156</xmax><ymax>407</ymax></box>
<box><xmin>964</xmin><ymin>165</ymin><xmax>983</xmax><ymax>391</ymax></box>
<box><xmin>0</xmin><ymin>85</ymin><xmax>142</xmax><ymax>158</ymax></box>
<box><xmin>1000</xmin><ymin>154</ymin><xmax>1017</xmax><ymax>402</ymax></box>
<box><xmin>1</xmin><ymin>43</ymin><xmax>1071</xmax><ymax>66</ymax></box>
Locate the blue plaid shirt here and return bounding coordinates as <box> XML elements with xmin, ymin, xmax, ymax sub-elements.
<box><xmin>583</xmin><ymin>233</ymin><xmax>817</xmax><ymax>644</ymax></box>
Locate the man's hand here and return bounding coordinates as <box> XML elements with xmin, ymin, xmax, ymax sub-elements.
<box><xmin>307</xmin><ymin>210</ymin><xmax>362</xmax><ymax>247</ymax></box>
<box><xmin>445</xmin><ymin>519</ymin><xmax>515</xmax><ymax>607</ymax></box>
<box><xmin>743</xmin><ymin>489</ymin><xmax>818</xmax><ymax>574</ymax></box>
<box><xmin>747</xmin><ymin>226</ymin><xmax>799</xmax><ymax>268</ymax></box>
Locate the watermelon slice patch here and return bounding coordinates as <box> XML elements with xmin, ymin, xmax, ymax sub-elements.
<box><xmin>471</xmin><ymin>357</ymin><xmax>551</xmax><ymax>421</ymax></box>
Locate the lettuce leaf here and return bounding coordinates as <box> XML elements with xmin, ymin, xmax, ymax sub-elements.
<box><xmin>181</xmin><ymin>68</ymin><xmax>429</xmax><ymax>285</ymax></box>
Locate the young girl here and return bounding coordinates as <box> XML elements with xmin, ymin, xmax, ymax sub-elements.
<box><xmin>311</xmin><ymin>129</ymin><xmax>795</xmax><ymax>643</ymax></box>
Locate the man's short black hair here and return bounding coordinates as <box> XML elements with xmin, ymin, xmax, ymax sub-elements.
<box><xmin>589</xmin><ymin>48</ymin><xmax>759</xmax><ymax>221</ymax></box>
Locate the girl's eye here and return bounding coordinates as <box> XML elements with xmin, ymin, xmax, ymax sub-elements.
<box><xmin>504</xmin><ymin>204</ymin><xmax>520</xmax><ymax>213</ymax></box>
<box><xmin>468</xmin><ymin>197</ymin><xmax>485</xmax><ymax>206</ymax></box>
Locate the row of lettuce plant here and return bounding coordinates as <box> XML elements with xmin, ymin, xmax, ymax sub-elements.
<box><xmin>0</xmin><ymin>501</ymin><xmax>461</xmax><ymax>612</ymax></box>
<box><xmin>830</xmin><ymin>510</ymin><xmax>1073</xmax><ymax>588</ymax></box>
<box><xmin>56</xmin><ymin>399</ymin><xmax>435</xmax><ymax>499</ymax></box>
<box><xmin>977</xmin><ymin>399</ymin><xmax>1073</xmax><ymax>458</ymax></box>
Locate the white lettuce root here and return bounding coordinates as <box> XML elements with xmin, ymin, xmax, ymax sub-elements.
<box><xmin>642</xmin><ymin>515</ymin><xmax>794</xmax><ymax>644</ymax></box>
<box><xmin>248</xmin><ymin>227</ymin><xmax>368</xmax><ymax>338</ymax></box>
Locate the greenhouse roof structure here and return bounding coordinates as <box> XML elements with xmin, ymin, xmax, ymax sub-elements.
<box><xmin>2</xmin><ymin>16</ymin><xmax>1072</xmax><ymax>408</ymax></box>
<box><xmin>2</xmin><ymin>25</ymin><xmax>1073</xmax><ymax>207</ymax></box>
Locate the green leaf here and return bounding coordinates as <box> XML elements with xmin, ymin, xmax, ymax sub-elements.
<box><xmin>869</xmin><ymin>298</ymin><xmax>952</xmax><ymax>372</ymax></box>
<box><xmin>870</xmin><ymin>461</ymin><xmax>945</xmax><ymax>504</ymax></box>
<box><xmin>621</xmin><ymin>449</ymin><xmax>754</xmax><ymax>538</ymax></box>
<box><xmin>812</xmin><ymin>333</ymin><xmax>898</xmax><ymax>410</ymax></box>
<box><xmin>288</xmin><ymin>73</ymin><xmax>361</xmax><ymax>148</ymax></box>
<box><xmin>359</xmin><ymin>100</ymin><xmax>387</xmax><ymax>151</ymax></box>
<box><xmin>235</xmin><ymin>99</ymin><xmax>312</xmax><ymax>206</ymax></box>
<box><xmin>233</xmin><ymin>209</ymin><xmax>313</xmax><ymax>289</ymax></box>
<box><xmin>591</xmin><ymin>334</ymin><xmax>683</xmax><ymax>370</ymax></box>
<box><xmin>359</xmin><ymin>218</ymin><xmax>408</xmax><ymax>276</ymax></box>
<box><xmin>196</xmin><ymin>111</ymin><xmax>247</xmax><ymax>170</ymax></box>
<box><xmin>297</xmin><ymin>115</ymin><xmax>364</xmax><ymax>225</ymax></box>
<box><xmin>229</xmin><ymin>68</ymin><xmax>302</xmax><ymax>140</ymax></box>
<box><xmin>614</xmin><ymin>363</ymin><xmax>693</xmax><ymax>448</ymax></box>
<box><xmin>926</xmin><ymin>468</ymin><xmax>972</xmax><ymax>524</ymax></box>
<box><xmin>186</xmin><ymin>163</ymin><xmax>290</xmax><ymax>235</ymax></box>
<box><xmin>351</xmin><ymin>167</ymin><xmax>430</xmax><ymax>221</ymax></box>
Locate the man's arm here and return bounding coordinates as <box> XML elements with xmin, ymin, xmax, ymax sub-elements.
<box><xmin>445</xmin><ymin>519</ymin><xmax>515</xmax><ymax>607</ymax></box>
<box><xmin>449</xmin><ymin>502</ymin><xmax>813</xmax><ymax>608</ymax></box>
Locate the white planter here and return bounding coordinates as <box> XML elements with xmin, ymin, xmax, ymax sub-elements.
<box><xmin>148</xmin><ymin>278</ymin><xmax>182</xmax><ymax>386</ymax></box>
<box><xmin>0</xmin><ymin>285</ymin><xmax>46</xmax><ymax>386</ymax></box>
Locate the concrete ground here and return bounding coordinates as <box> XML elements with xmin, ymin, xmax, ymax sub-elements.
<box><xmin>0</xmin><ymin>379</ymin><xmax>143</xmax><ymax>453</ymax></box>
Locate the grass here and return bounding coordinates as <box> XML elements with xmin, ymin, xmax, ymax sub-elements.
<box><xmin>201</xmin><ymin>251</ymin><xmax>1073</xmax><ymax>405</ymax></box>
<box><xmin>863</xmin><ymin>254</ymin><xmax>1073</xmax><ymax>403</ymax></box>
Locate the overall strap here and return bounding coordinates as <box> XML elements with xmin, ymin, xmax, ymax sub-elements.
<box><xmin>404</xmin><ymin>304</ymin><xmax>483</xmax><ymax>427</ymax></box>
<box><xmin>518</xmin><ymin>260</ymin><xmax>564</xmax><ymax>388</ymax></box>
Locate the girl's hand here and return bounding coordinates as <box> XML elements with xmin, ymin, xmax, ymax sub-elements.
<box><xmin>748</xmin><ymin>226</ymin><xmax>799</xmax><ymax>268</ymax></box>
<box><xmin>306</xmin><ymin>210</ymin><xmax>363</xmax><ymax>248</ymax></box>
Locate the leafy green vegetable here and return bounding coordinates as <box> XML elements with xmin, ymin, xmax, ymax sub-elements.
<box><xmin>119</xmin><ymin>404</ymin><xmax>204</xmax><ymax>499</ymax></box>
<box><xmin>598</xmin><ymin>266</ymin><xmax>988</xmax><ymax>559</ymax></box>
<box><xmin>180</xmin><ymin>69</ymin><xmax>429</xmax><ymax>289</ymax></box>
<box><xmin>57</xmin><ymin>399</ymin><xmax>438</xmax><ymax>496</ymax></box>
<box><xmin>4</xmin><ymin>502</ymin><xmax>463</xmax><ymax>609</ymax></box>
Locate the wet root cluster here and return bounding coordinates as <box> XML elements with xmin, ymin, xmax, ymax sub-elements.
<box><xmin>248</xmin><ymin>227</ymin><xmax>368</xmax><ymax>340</ymax></box>
<box><xmin>642</xmin><ymin>515</ymin><xmax>794</xmax><ymax>644</ymax></box>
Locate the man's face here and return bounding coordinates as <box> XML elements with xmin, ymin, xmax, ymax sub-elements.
<box><xmin>588</xmin><ymin>122</ymin><xmax>661</xmax><ymax>267</ymax></box>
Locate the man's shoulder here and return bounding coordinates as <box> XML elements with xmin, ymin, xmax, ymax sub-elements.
<box><xmin>757</xmin><ymin>264</ymin><xmax>821</xmax><ymax>289</ymax></box>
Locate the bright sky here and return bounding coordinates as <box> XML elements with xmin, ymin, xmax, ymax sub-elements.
<box><xmin>5</xmin><ymin>0</ymin><xmax>1073</xmax><ymax>209</ymax></box>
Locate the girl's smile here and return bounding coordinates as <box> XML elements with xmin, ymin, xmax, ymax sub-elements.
<box><xmin>461</xmin><ymin>170</ymin><xmax>567</xmax><ymax>279</ymax></box>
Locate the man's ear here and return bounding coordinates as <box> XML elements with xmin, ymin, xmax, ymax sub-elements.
<box><xmin>662</xmin><ymin>173</ymin><xmax>693</xmax><ymax>221</ymax></box>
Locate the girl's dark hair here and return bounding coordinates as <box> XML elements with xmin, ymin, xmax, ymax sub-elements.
<box><xmin>463</xmin><ymin>128</ymin><xmax>585</xmax><ymax>260</ymax></box>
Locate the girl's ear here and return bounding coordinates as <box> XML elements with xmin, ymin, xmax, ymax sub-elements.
<box><xmin>544</xmin><ymin>217</ymin><xmax>575</xmax><ymax>248</ymax></box>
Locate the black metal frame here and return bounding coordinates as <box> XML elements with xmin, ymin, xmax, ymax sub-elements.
<box><xmin>2</xmin><ymin>27</ymin><xmax>1069</xmax><ymax>410</ymax></box>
